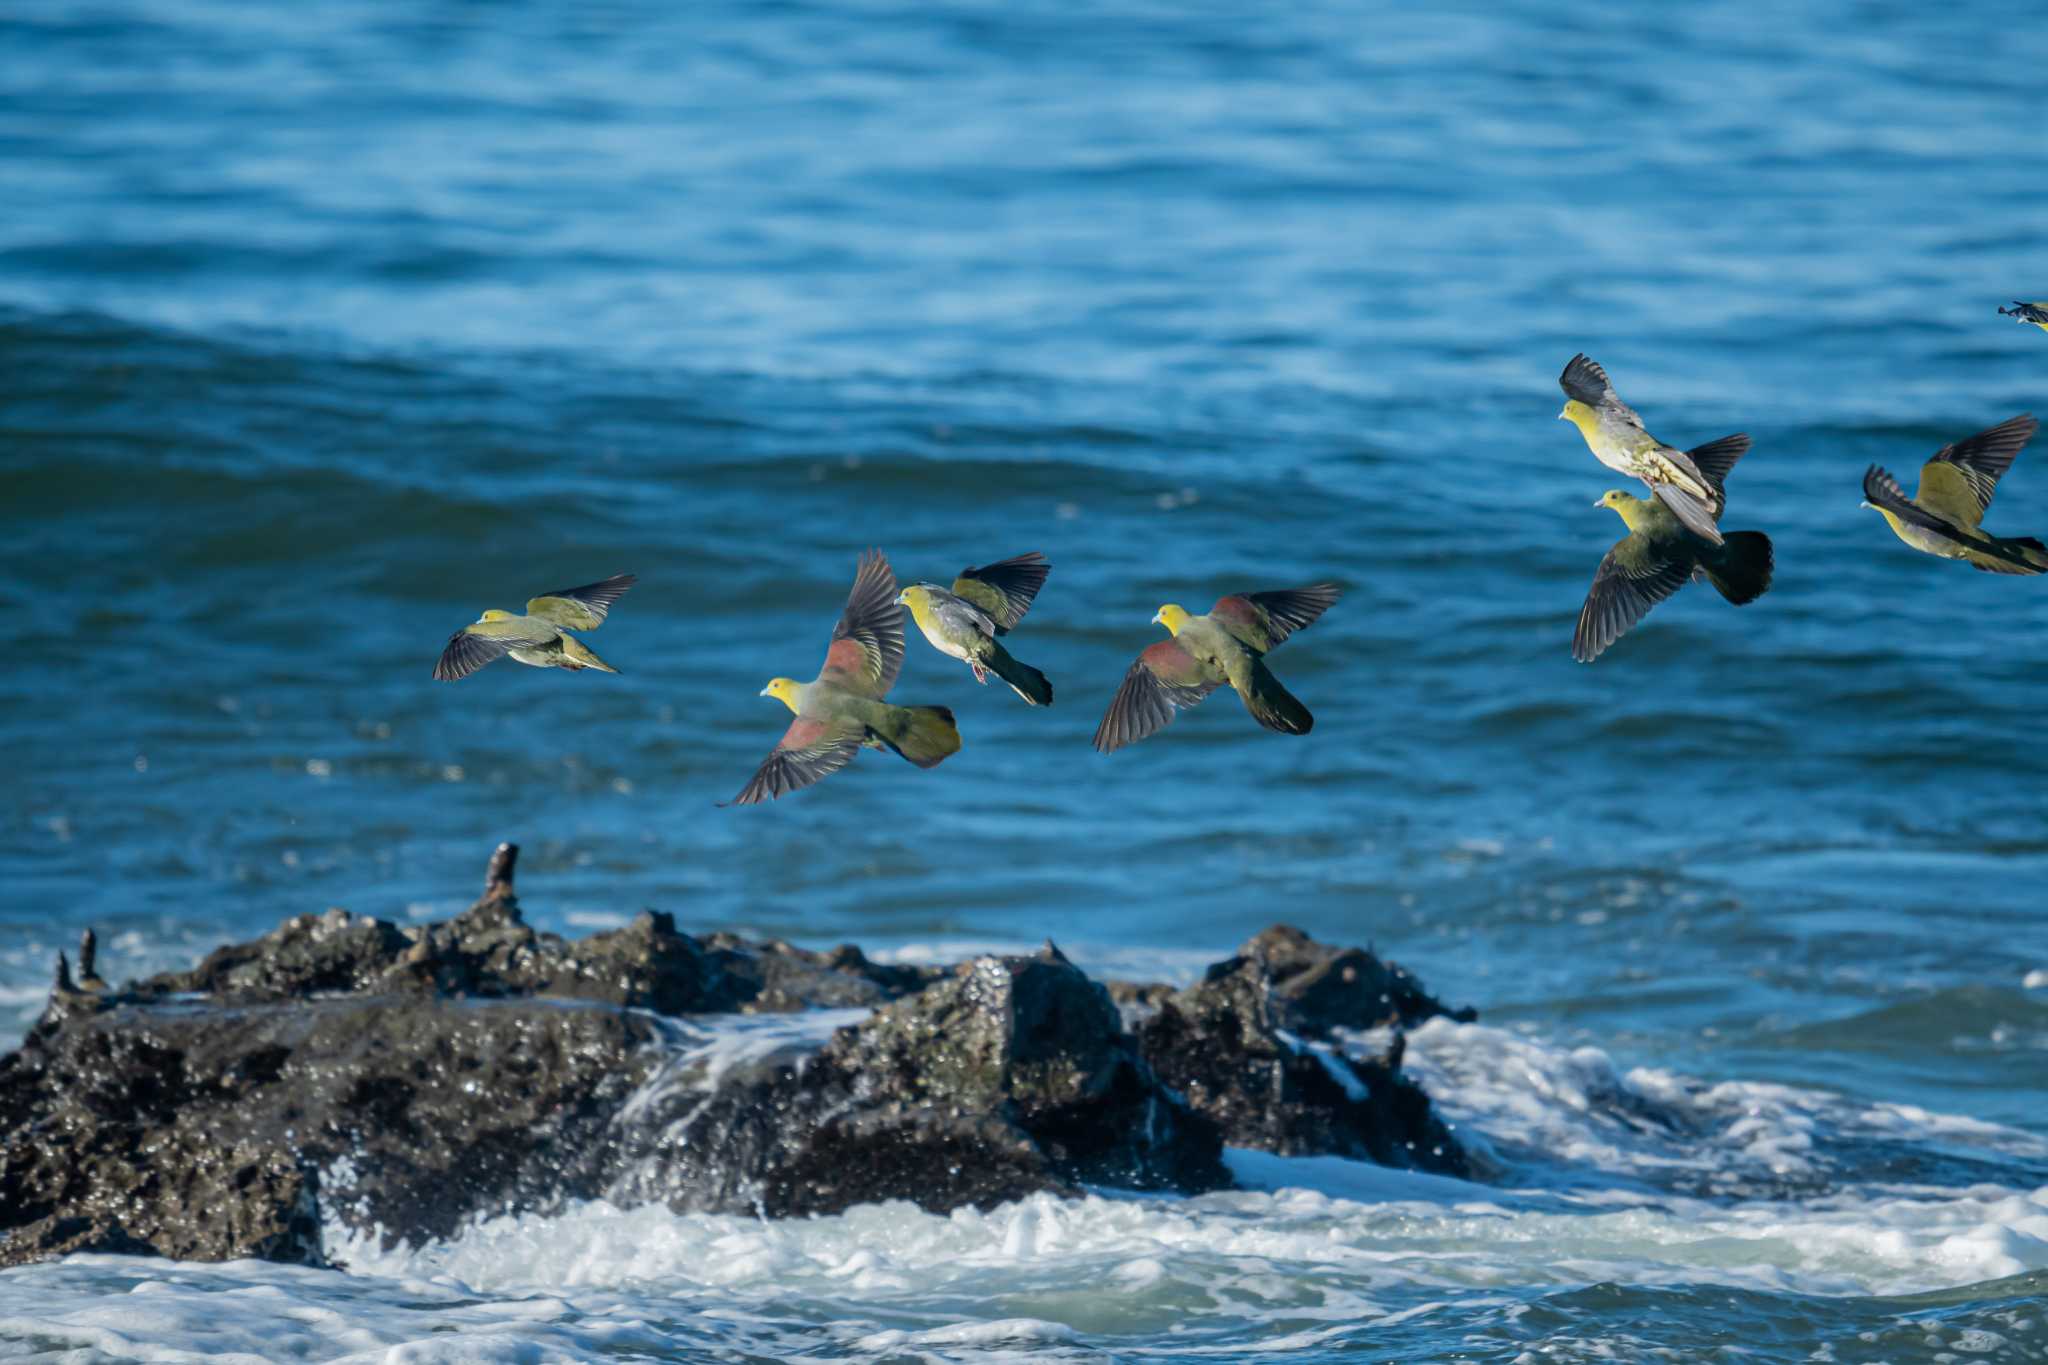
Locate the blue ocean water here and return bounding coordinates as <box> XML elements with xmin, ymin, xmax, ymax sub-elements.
<box><xmin>4</xmin><ymin>1</ymin><xmax>2048</xmax><ymax>1359</ymax></box>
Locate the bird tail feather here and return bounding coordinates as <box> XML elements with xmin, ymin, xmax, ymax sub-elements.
<box><xmin>986</xmin><ymin>642</ymin><xmax>1053</xmax><ymax>707</ymax></box>
<box><xmin>1699</xmin><ymin>531</ymin><xmax>1774</xmax><ymax>605</ymax></box>
<box><xmin>1235</xmin><ymin>657</ymin><xmax>1313</xmax><ymax>735</ymax></box>
<box><xmin>561</xmin><ymin>636</ymin><xmax>619</xmax><ymax>673</ymax></box>
<box><xmin>873</xmin><ymin>705</ymin><xmax>961</xmax><ymax>768</ymax></box>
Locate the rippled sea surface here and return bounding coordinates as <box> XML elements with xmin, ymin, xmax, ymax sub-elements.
<box><xmin>4</xmin><ymin>1</ymin><xmax>2048</xmax><ymax>1360</ymax></box>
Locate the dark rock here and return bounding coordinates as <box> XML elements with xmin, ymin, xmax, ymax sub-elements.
<box><xmin>1135</xmin><ymin>936</ymin><xmax>1469</xmax><ymax>1177</ymax></box>
<box><xmin>129</xmin><ymin>843</ymin><xmax>943</xmax><ymax>1016</ymax></box>
<box><xmin>0</xmin><ymin>850</ymin><xmax>1473</xmax><ymax>1270</ymax></box>
<box><xmin>0</xmin><ymin>994</ymin><xmax>661</xmax><ymax>1268</ymax></box>
<box><xmin>609</xmin><ymin>946</ymin><xmax>1229</xmax><ymax>1218</ymax></box>
<box><xmin>695</xmin><ymin>933</ymin><xmax>941</xmax><ymax>1012</ymax></box>
<box><xmin>0</xmin><ymin>1215</ymin><xmax>158</xmax><ymax>1263</ymax></box>
<box><xmin>1230</xmin><ymin>924</ymin><xmax>1477</xmax><ymax>1035</ymax></box>
<box><xmin>1103</xmin><ymin>979</ymin><xmax>1178</xmax><ymax>1013</ymax></box>
<box><xmin>169</xmin><ymin>907</ymin><xmax>416</xmax><ymax>1001</ymax></box>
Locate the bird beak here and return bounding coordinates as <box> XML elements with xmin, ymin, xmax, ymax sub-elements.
<box><xmin>1591</xmin><ymin>497</ymin><xmax>1605</xmax><ymax>508</ymax></box>
<box><xmin>1556</xmin><ymin>407</ymin><xmax>1568</xmax><ymax>421</ymax></box>
<box><xmin>893</xmin><ymin>590</ymin><xmax>909</xmax><ymax>605</ymax></box>
<box><xmin>1149</xmin><ymin>610</ymin><xmax>1163</xmax><ymax>625</ymax></box>
<box><xmin>1859</xmin><ymin>500</ymin><xmax>1871</xmax><ymax>510</ymax></box>
<box><xmin>758</xmin><ymin>685</ymin><xmax>774</xmax><ymax>697</ymax></box>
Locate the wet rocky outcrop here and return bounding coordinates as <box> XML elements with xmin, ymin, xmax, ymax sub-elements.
<box><xmin>0</xmin><ymin>844</ymin><xmax>1474</xmax><ymax>1269</ymax></box>
<box><xmin>140</xmin><ymin>843</ymin><xmax>944</xmax><ymax>1015</ymax></box>
<box><xmin>609</xmin><ymin>944</ymin><xmax>1228</xmax><ymax>1218</ymax></box>
<box><xmin>1133</xmin><ymin>950</ymin><xmax>1469</xmax><ymax>1175</ymax></box>
<box><xmin>0</xmin><ymin>991</ymin><xmax>657</xmax><ymax>1267</ymax></box>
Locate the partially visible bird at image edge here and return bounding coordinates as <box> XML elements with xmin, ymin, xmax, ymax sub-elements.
<box><xmin>1861</xmin><ymin>414</ymin><xmax>2047</xmax><ymax>574</ymax></box>
<box><xmin>1997</xmin><ymin>301</ymin><xmax>2048</xmax><ymax>331</ymax></box>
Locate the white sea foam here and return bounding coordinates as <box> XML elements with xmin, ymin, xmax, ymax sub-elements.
<box><xmin>619</xmin><ymin>1006</ymin><xmax>868</xmax><ymax>1113</ymax></box>
<box><xmin>1387</xmin><ymin>1017</ymin><xmax>2048</xmax><ymax>1198</ymax></box>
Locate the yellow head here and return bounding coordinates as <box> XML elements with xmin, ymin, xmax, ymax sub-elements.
<box><xmin>478</xmin><ymin>608</ymin><xmax>515</xmax><ymax>623</ymax></box>
<box><xmin>1151</xmin><ymin>604</ymin><xmax>1192</xmax><ymax>635</ymax></box>
<box><xmin>1596</xmin><ymin>489</ymin><xmax>1651</xmax><ymax>530</ymax></box>
<box><xmin>1559</xmin><ymin>398</ymin><xmax>1599</xmax><ymax>434</ymax></box>
<box><xmin>759</xmin><ymin>677</ymin><xmax>802</xmax><ymax>713</ymax></box>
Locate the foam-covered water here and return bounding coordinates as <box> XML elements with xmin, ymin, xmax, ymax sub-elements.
<box><xmin>6</xmin><ymin>0</ymin><xmax>2048</xmax><ymax>1358</ymax></box>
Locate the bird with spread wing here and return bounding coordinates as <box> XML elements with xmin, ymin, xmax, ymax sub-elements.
<box><xmin>1094</xmin><ymin>583</ymin><xmax>1340</xmax><ymax>753</ymax></box>
<box><xmin>1558</xmin><ymin>353</ymin><xmax>1734</xmax><ymax>547</ymax></box>
<box><xmin>1861</xmin><ymin>415</ymin><xmax>2047</xmax><ymax>574</ymax></box>
<box><xmin>898</xmin><ymin>551</ymin><xmax>1054</xmax><ymax>706</ymax></box>
<box><xmin>433</xmin><ymin>574</ymin><xmax>637</xmax><ymax>680</ymax></box>
<box><xmin>728</xmin><ymin>549</ymin><xmax>962</xmax><ymax>805</ymax></box>
<box><xmin>1574</xmin><ymin>432</ymin><xmax>1774</xmax><ymax>663</ymax></box>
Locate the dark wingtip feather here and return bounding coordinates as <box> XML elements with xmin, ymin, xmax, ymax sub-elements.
<box><xmin>536</xmin><ymin>573</ymin><xmax>638</xmax><ymax>617</ymax></box>
<box><xmin>1685</xmin><ymin>433</ymin><xmax>1752</xmax><ymax>490</ymax></box>
<box><xmin>1239</xmin><ymin>583</ymin><xmax>1342</xmax><ymax>645</ymax></box>
<box><xmin>956</xmin><ymin>552</ymin><xmax>1050</xmax><ymax>632</ymax></box>
<box><xmin>433</xmin><ymin>628</ymin><xmax>498</xmax><ymax>681</ymax></box>
<box><xmin>1863</xmin><ymin>463</ymin><xmax>1906</xmax><ymax>505</ymax></box>
<box><xmin>1093</xmin><ymin>661</ymin><xmax>1170</xmax><ymax>753</ymax></box>
<box><xmin>1559</xmin><ymin>352</ymin><xmax>1613</xmax><ymax>405</ymax></box>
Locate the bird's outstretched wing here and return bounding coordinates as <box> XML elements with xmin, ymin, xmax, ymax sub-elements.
<box><xmin>951</xmin><ymin>552</ymin><xmax>1049</xmax><ymax>634</ymax></box>
<box><xmin>724</xmin><ymin>717</ymin><xmax>865</xmax><ymax>805</ymax></box>
<box><xmin>1998</xmin><ymin>301</ymin><xmax>2048</xmax><ymax>327</ymax></box>
<box><xmin>432</xmin><ymin>618</ymin><xmax>559</xmax><ymax>681</ymax></box>
<box><xmin>1093</xmin><ymin>639</ymin><xmax>1221</xmax><ymax>753</ymax></box>
<box><xmin>1917</xmin><ymin>414</ymin><xmax>2037</xmax><ymax>530</ymax></box>
<box><xmin>1209</xmin><ymin>584</ymin><xmax>1342</xmax><ymax>653</ymax></box>
<box><xmin>1573</xmin><ymin>534</ymin><xmax>1695</xmax><ymax>663</ymax></box>
<box><xmin>1559</xmin><ymin>353</ymin><xmax>1644</xmax><ymax>430</ymax></box>
<box><xmin>434</xmin><ymin>628</ymin><xmax>511</xmax><ymax>681</ymax></box>
<box><xmin>1684</xmin><ymin>434</ymin><xmax>1752</xmax><ymax>500</ymax></box>
<box><xmin>526</xmin><ymin>574</ymin><xmax>638</xmax><ymax>631</ymax></box>
<box><xmin>818</xmin><ymin>549</ymin><xmax>904</xmax><ymax>698</ymax></box>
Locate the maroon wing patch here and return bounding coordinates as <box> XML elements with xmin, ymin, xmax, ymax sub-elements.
<box><xmin>818</xmin><ymin>548</ymin><xmax>904</xmax><ymax>697</ymax></box>
<box><xmin>724</xmin><ymin>716</ymin><xmax>864</xmax><ymax>805</ymax></box>
<box><xmin>1092</xmin><ymin>639</ymin><xmax>1221</xmax><ymax>753</ymax></box>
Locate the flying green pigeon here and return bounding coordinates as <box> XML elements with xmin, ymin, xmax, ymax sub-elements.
<box><xmin>1861</xmin><ymin>415</ymin><xmax>2047</xmax><ymax>574</ymax></box>
<box><xmin>728</xmin><ymin>549</ymin><xmax>962</xmax><ymax>805</ymax></box>
<box><xmin>1094</xmin><ymin>583</ymin><xmax>1341</xmax><ymax>753</ymax></box>
<box><xmin>898</xmin><ymin>552</ymin><xmax>1053</xmax><ymax>706</ymax></box>
<box><xmin>433</xmin><ymin>574</ymin><xmax>636</xmax><ymax>680</ymax></box>
<box><xmin>1998</xmin><ymin>301</ymin><xmax>2048</xmax><ymax>332</ymax></box>
<box><xmin>1559</xmin><ymin>353</ymin><xmax>1734</xmax><ymax>546</ymax></box>
<box><xmin>1574</xmin><ymin>433</ymin><xmax>1773</xmax><ymax>662</ymax></box>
